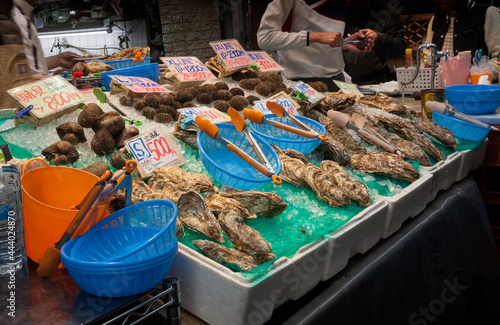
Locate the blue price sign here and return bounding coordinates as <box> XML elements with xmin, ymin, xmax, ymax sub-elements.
<box><xmin>127</xmin><ymin>138</ymin><xmax>151</xmax><ymax>162</ymax></box>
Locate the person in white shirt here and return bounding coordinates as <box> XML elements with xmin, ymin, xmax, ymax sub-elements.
<box><xmin>257</xmin><ymin>0</ymin><xmax>374</xmax><ymax>91</ymax></box>
<box><xmin>12</xmin><ymin>0</ymin><xmax>79</xmax><ymax>75</ymax></box>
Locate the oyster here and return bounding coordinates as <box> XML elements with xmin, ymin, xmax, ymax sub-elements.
<box><xmin>205</xmin><ymin>192</ymin><xmax>257</xmax><ymax>220</ymax></box>
<box><xmin>302</xmin><ymin>163</ymin><xmax>351</xmax><ymax>207</ymax></box>
<box><xmin>413</xmin><ymin>118</ymin><xmax>457</xmax><ymax>148</ymax></box>
<box><xmin>41</xmin><ymin>141</ymin><xmax>79</xmax><ymax>165</ymax></box>
<box><xmin>358</xmin><ymin>92</ymin><xmax>411</xmax><ymax>118</ymax></box>
<box><xmin>320</xmin><ymin>115</ymin><xmax>367</xmax><ymax>156</ymax></box>
<box><xmin>320</xmin><ymin>160</ymin><xmax>371</xmax><ymax>206</ymax></box>
<box><xmin>177</xmin><ymin>191</ymin><xmax>224</xmax><ymax>242</ymax></box>
<box><xmin>147</xmin><ymin>172</ymin><xmax>188</xmax><ymax>203</ymax></box>
<box><xmin>193</xmin><ymin>239</ymin><xmax>257</xmax><ymax>272</ymax></box>
<box><xmin>155</xmin><ymin>166</ymin><xmax>217</xmax><ymax>193</ymax></box>
<box><xmin>56</xmin><ymin>122</ymin><xmax>86</xmax><ymax>145</ymax></box>
<box><xmin>282</xmin><ymin>149</ymin><xmax>310</xmax><ymax>165</ymax></box>
<box><xmin>218</xmin><ymin>208</ymin><xmax>275</xmax><ymax>264</ymax></box>
<box><xmin>322</xmin><ymin>91</ymin><xmax>357</xmax><ymax>112</ymax></box>
<box><xmin>172</xmin><ymin>129</ymin><xmax>198</xmax><ymax>149</ymax></box>
<box><xmin>350</xmin><ymin>152</ymin><xmax>420</xmax><ymax>182</ymax></box>
<box><xmin>314</xmin><ymin>138</ymin><xmax>351</xmax><ymax>166</ymax></box>
<box><xmin>381</xmin><ymin>131</ymin><xmax>432</xmax><ymax>166</ymax></box>
<box><xmin>272</xmin><ymin>145</ymin><xmax>308</xmax><ymax>187</ymax></box>
<box><xmin>219</xmin><ymin>186</ymin><xmax>288</xmax><ymax>218</ymax></box>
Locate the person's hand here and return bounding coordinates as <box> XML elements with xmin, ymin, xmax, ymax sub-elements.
<box><xmin>57</xmin><ymin>51</ymin><xmax>80</xmax><ymax>68</ymax></box>
<box><xmin>359</xmin><ymin>29</ymin><xmax>377</xmax><ymax>42</ymax></box>
<box><xmin>342</xmin><ymin>31</ymin><xmax>374</xmax><ymax>53</ymax></box>
<box><xmin>309</xmin><ymin>32</ymin><xmax>344</xmax><ymax>48</ymax></box>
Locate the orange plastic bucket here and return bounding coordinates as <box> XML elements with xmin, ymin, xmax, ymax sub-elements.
<box><xmin>21</xmin><ymin>159</ymin><xmax>110</xmax><ymax>263</ymax></box>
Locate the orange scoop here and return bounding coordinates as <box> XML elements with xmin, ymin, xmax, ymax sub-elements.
<box><xmin>243</xmin><ymin>108</ymin><xmax>317</xmax><ymax>139</ymax></box>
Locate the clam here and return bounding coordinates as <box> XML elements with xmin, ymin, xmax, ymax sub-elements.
<box><xmin>78</xmin><ymin>103</ymin><xmax>104</xmax><ymax>128</ymax></box>
<box><xmin>56</xmin><ymin>122</ymin><xmax>86</xmax><ymax>145</ymax></box>
<box><xmin>82</xmin><ymin>162</ymin><xmax>110</xmax><ymax>177</ymax></box>
<box><xmin>93</xmin><ymin>111</ymin><xmax>125</xmax><ymax>137</ymax></box>
<box><xmin>41</xmin><ymin>141</ymin><xmax>79</xmax><ymax>165</ymax></box>
<box><xmin>115</xmin><ymin>127</ymin><xmax>139</xmax><ymax>148</ymax></box>
<box><xmin>91</xmin><ymin>128</ymin><xmax>115</xmax><ymax>156</ymax></box>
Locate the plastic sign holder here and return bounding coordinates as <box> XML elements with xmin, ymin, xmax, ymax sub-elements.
<box><xmin>291</xmin><ymin>81</ymin><xmax>325</xmax><ymax>109</ymax></box>
<box><xmin>333</xmin><ymin>80</ymin><xmax>364</xmax><ymax>97</ymax></box>
<box><xmin>109</xmin><ymin>75</ymin><xmax>171</xmax><ymax>97</ymax></box>
<box><xmin>160</xmin><ymin>56</ymin><xmax>216</xmax><ymax>90</ymax></box>
<box><xmin>206</xmin><ymin>39</ymin><xmax>255</xmax><ymax>77</ymax></box>
<box><xmin>247</xmin><ymin>51</ymin><xmax>283</xmax><ymax>76</ymax></box>
<box><xmin>8</xmin><ymin>75</ymin><xmax>84</xmax><ymax>128</ymax></box>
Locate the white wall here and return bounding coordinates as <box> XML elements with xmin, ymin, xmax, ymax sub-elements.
<box><xmin>37</xmin><ymin>19</ymin><xmax>148</xmax><ymax>58</ymax></box>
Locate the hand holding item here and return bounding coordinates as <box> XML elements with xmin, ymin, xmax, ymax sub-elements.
<box><xmin>57</xmin><ymin>51</ymin><xmax>80</xmax><ymax>68</ymax></box>
<box><xmin>309</xmin><ymin>31</ymin><xmax>344</xmax><ymax>48</ymax></box>
<box><xmin>343</xmin><ymin>31</ymin><xmax>374</xmax><ymax>53</ymax></box>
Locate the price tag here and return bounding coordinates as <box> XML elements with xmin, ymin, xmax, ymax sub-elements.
<box><xmin>209</xmin><ymin>39</ymin><xmax>254</xmax><ymax>72</ymax></box>
<box><xmin>291</xmin><ymin>82</ymin><xmax>324</xmax><ymax>105</ymax></box>
<box><xmin>247</xmin><ymin>51</ymin><xmax>283</xmax><ymax>74</ymax></box>
<box><xmin>126</xmin><ymin>127</ymin><xmax>184</xmax><ymax>176</ymax></box>
<box><xmin>7</xmin><ymin>75</ymin><xmax>84</xmax><ymax>119</ymax></box>
<box><xmin>109</xmin><ymin>75</ymin><xmax>171</xmax><ymax>94</ymax></box>
<box><xmin>178</xmin><ymin>106</ymin><xmax>230</xmax><ymax>124</ymax></box>
<box><xmin>253</xmin><ymin>99</ymin><xmax>298</xmax><ymax>115</ymax></box>
<box><xmin>160</xmin><ymin>56</ymin><xmax>216</xmax><ymax>82</ymax></box>
<box><xmin>333</xmin><ymin>80</ymin><xmax>364</xmax><ymax>96</ymax></box>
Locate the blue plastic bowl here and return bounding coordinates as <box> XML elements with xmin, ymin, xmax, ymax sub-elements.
<box><xmin>445</xmin><ymin>84</ymin><xmax>500</xmax><ymax>115</ymax></box>
<box><xmin>197</xmin><ymin>123</ymin><xmax>282</xmax><ymax>190</ymax></box>
<box><xmin>249</xmin><ymin>114</ymin><xmax>326</xmax><ymax>154</ymax></box>
<box><xmin>62</xmin><ymin>237</ymin><xmax>177</xmax><ymax>297</ymax></box>
<box><xmin>70</xmin><ymin>200</ymin><xmax>178</xmax><ymax>263</ymax></box>
<box><xmin>100</xmin><ymin>62</ymin><xmax>160</xmax><ymax>91</ymax></box>
<box><xmin>432</xmin><ymin>111</ymin><xmax>491</xmax><ymax>141</ymax></box>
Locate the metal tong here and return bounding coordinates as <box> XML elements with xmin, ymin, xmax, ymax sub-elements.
<box><xmin>426</xmin><ymin>101</ymin><xmax>499</xmax><ymax>132</ymax></box>
<box><xmin>265</xmin><ymin>101</ymin><xmax>329</xmax><ymax>141</ymax></box>
<box><xmin>227</xmin><ymin>107</ymin><xmax>282</xmax><ymax>185</ymax></box>
<box><xmin>327</xmin><ymin>110</ymin><xmax>405</xmax><ymax>157</ymax></box>
<box><xmin>195</xmin><ymin>115</ymin><xmax>281</xmax><ymax>185</ymax></box>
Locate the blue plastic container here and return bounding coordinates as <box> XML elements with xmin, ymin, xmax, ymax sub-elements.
<box><xmin>104</xmin><ymin>57</ymin><xmax>152</xmax><ymax>70</ymax></box>
<box><xmin>197</xmin><ymin>123</ymin><xmax>282</xmax><ymax>190</ymax></box>
<box><xmin>445</xmin><ymin>84</ymin><xmax>500</xmax><ymax>115</ymax></box>
<box><xmin>61</xmin><ymin>237</ymin><xmax>177</xmax><ymax>297</ymax></box>
<box><xmin>70</xmin><ymin>200</ymin><xmax>178</xmax><ymax>263</ymax></box>
<box><xmin>432</xmin><ymin>111</ymin><xmax>491</xmax><ymax>141</ymax></box>
<box><xmin>249</xmin><ymin>114</ymin><xmax>326</xmax><ymax>154</ymax></box>
<box><xmin>100</xmin><ymin>62</ymin><xmax>160</xmax><ymax>91</ymax></box>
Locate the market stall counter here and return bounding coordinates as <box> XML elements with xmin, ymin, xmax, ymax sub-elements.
<box><xmin>1</xmin><ymin>176</ymin><xmax>498</xmax><ymax>325</ymax></box>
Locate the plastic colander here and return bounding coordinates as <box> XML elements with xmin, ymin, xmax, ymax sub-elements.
<box><xmin>70</xmin><ymin>199</ymin><xmax>178</xmax><ymax>263</ymax></box>
<box><xmin>249</xmin><ymin>114</ymin><xmax>326</xmax><ymax>153</ymax></box>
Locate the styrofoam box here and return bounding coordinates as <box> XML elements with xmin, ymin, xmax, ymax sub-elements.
<box><xmin>381</xmin><ymin>171</ymin><xmax>433</xmax><ymax>238</ymax></box>
<box><xmin>421</xmin><ymin>152</ymin><xmax>463</xmax><ymax>203</ymax></box>
<box><xmin>456</xmin><ymin>139</ymin><xmax>488</xmax><ymax>182</ymax></box>
<box><xmin>168</xmin><ymin>200</ymin><xmax>389</xmax><ymax>325</ymax></box>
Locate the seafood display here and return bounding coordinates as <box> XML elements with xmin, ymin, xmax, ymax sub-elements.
<box><xmin>358</xmin><ymin>92</ymin><xmax>412</xmax><ymax>118</ymax></box>
<box><xmin>155</xmin><ymin>166</ymin><xmax>217</xmax><ymax>193</ymax></box>
<box><xmin>177</xmin><ymin>191</ymin><xmax>225</xmax><ymax>242</ymax></box>
<box><xmin>322</xmin><ymin>92</ymin><xmax>358</xmax><ymax>111</ymax></box>
<box><xmin>350</xmin><ymin>152</ymin><xmax>420</xmax><ymax>182</ymax></box>
<box><xmin>218</xmin><ymin>186</ymin><xmax>288</xmax><ymax>218</ymax></box>
<box><xmin>193</xmin><ymin>239</ymin><xmax>257</xmax><ymax>272</ymax></box>
<box><xmin>320</xmin><ymin>115</ymin><xmax>367</xmax><ymax>156</ymax></box>
<box><xmin>218</xmin><ymin>208</ymin><xmax>275</xmax><ymax>264</ymax></box>
<box><xmin>302</xmin><ymin>163</ymin><xmax>351</xmax><ymax>207</ymax></box>
<box><xmin>205</xmin><ymin>192</ymin><xmax>257</xmax><ymax>220</ymax></box>
<box><xmin>413</xmin><ymin>118</ymin><xmax>457</xmax><ymax>148</ymax></box>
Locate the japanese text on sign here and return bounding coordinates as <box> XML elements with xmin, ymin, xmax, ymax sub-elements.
<box><xmin>126</xmin><ymin>128</ymin><xmax>179</xmax><ymax>175</ymax></box>
<box><xmin>110</xmin><ymin>75</ymin><xmax>171</xmax><ymax>93</ymax></box>
<box><xmin>291</xmin><ymin>82</ymin><xmax>324</xmax><ymax>104</ymax></box>
<box><xmin>209</xmin><ymin>39</ymin><xmax>254</xmax><ymax>71</ymax></box>
<box><xmin>161</xmin><ymin>56</ymin><xmax>216</xmax><ymax>82</ymax></box>
<box><xmin>247</xmin><ymin>51</ymin><xmax>283</xmax><ymax>73</ymax></box>
<box><xmin>253</xmin><ymin>100</ymin><xmax>298</xmax><ymax>115</ymax></box>
<box><xmin>7</xmin><ymin>75</ymin><xmax>84</xmax><ymax>118</ymax></box>
<box><xmin>178</xmin><ymin>106</ymin><xmax>230</xmax><ymax>124</ymax></box>
<box><xmin>333</xmin><ymin>81</ymin><xmax>364</xmax><ymax>96</ymax></box>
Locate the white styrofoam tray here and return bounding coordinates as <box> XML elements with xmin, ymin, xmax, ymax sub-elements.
<box><xmin>381</xmin><ymin>171</ymin><xmax>433</xmax><ymax>238</ymax></box>
<box><xmin>168</xmin><ymin>200</ymin><xmax>389</xmax><ymax>325</ymax></box>
<box><xmin>456</xmin><ymin>139</ymin><xmax>488</xmax><ymax>182</ymax></box>
<box><xmin>420</xmin><ymin>151</ymin><xmax>462</xmax><ymax>203</ymax></box>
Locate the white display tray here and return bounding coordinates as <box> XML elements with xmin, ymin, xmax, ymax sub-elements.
<box><xmin>420</xmin><ymin>151</ymin><xmax>463</xmax><ymax>203</ymax></box>
<box><xmin>168</xmin><ymin>200</ymin><xmax>389</xmax><ymax>325</ymax></box>
<box><xmin>381</xmin><ymin>171</ymin><xmax>433</xmax><ymax>238</ymax></box>
<box><xmin>456</xmin><ymin>139</ymin><xmax>488</xmax><ymax>182</ymax></box>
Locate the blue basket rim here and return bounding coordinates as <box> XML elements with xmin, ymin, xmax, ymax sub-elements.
<box><xmin>196</xmin><ymin>123</ymin><xmax>282</xmax><ymax>185</ymax></box>
<box><xmin>70</xmin><ymin>199</ymin><xmax>178</xmax><ymax>263</ymax></box>
<box><xmin>104</xmin><ymin>57</ymin><xmax>152</xmax><ymax>63</ymax></box>
<box><xmin>62</xmin><ymin>236</ymin><xmax>178</xmax><ymax>269</ymax></box>
<box><xmin>249</xmin><ymin>114</ymin><xmax>326</xmax><ymax>144</ymax></box>
<box><xmin>431</xmin><ymin>111</ymin><xmax>491</xmax><ymax>131</ymax></box>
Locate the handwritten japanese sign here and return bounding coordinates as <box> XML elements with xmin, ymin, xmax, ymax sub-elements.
<box><xmin>160</xmin><ymin>56</ymin><xmax>216</xmax><ymax>82</ymax></box>
<box><xmin>333</xmin><ymin>81</ymin><xmax>364</xmax><ymax>96</ymax></box>
<box><xmin>253</xmin><ymin>99</ymin><xmax>298</xmax><ymax>115</ymax></box>
<box><xmin>109</xmin><ymin>75</ymin><xmax>171</xmax><ymax>94</ymax></box>
<box><xmin>126</xmin><ymin>127</ymin><xmax>183</xmax><ymax>175</ymax></box>
<box><xmin>209</xmin><ymin>39</ymin><xmax>254</xmax><ymax>71</ymax></box>
<box><xmin>178</xmin><ymin>106</ymin><xmax>230</xmax><ymax>124</ymax></box>
<box><xmin>7</xmin><ymin>75</ymin><xmax>84</xmax><ymax>119</ymax></box>
<box><xmin>247</xmin><ymin>51</ymin><xmax>283</xmax><ymax>74</ymax></box>
<box><xmin>291</xmin><ymin>82</ymin><xmax>324</xmax><ymax>104</ymax></box>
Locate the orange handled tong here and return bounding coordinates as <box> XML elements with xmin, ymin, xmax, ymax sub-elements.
<box><xmin>266</xmin><ymin>101</ymin><xmax>328</xmax><ymax>141</ymax></box>
<box><xmin>195</xmin><ymin>115</ymin><xmax>280</xmax><ymax>184</ymax></box>
<box><xmin>227</xmin><ymin>107</ymin><xmax>282</xmax><ymax>185</ymax></box>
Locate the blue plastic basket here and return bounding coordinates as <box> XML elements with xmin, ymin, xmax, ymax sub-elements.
<box><xmin>197</xmin><ymin>123</ymin><xmax>282</xmax><ymax>190</ymax></box>
<box><xmin>249</xmin><ymin>114</ymin><xmax>326</xmax><ymax>154</ymax></box>
<box><xmin>104</xmin><ymin>57</ymin><xmax>152</xmax><ymax>70</ymax></box>
<box><xmin>100</xmin><ymin>62</ymin><xmax>160</xmax><ymax>91</ymax></box>
<box><xmin>70</xmin><ymin>200</ymin><xmax>178</xmax><ymax>263</ymax></box>
<box><xmin>432</xmin><ymin>111</ymin><xmax>491</xmax><ymax>141</ymax></box>
<box><xmin>61</xmin><ymin>237</ymin><xmax>177</xmax><ymax>297</ymax></box>
<box><xmin>445</xmin><ymin>84</ymin><xmax>500</xmax><ymax>115</ymax></box>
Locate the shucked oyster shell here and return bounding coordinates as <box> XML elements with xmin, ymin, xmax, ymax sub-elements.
<box><xmin>177</xmin><ymin>191</ymin><xmax>224</xmax><ymax>242</ymax></box>
<box><xmin>193</xmin><ymin>239</ymin><xmax>257</xmax><ymax>272</ymax></box>
<box><xmin>218</xmin><ymin>208</ymin><xmax>275</xmax><ymax>264</ymax></box>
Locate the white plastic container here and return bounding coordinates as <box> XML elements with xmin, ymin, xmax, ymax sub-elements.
<box><xmin>421</xmin><ymin>152</ymin><xmax>462</xmax><ymax>202</ymax></box>
<box><xmin>456</xmin><ymin>139</ymin><xmax>488</xmax><ymax>182</ymax></box>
